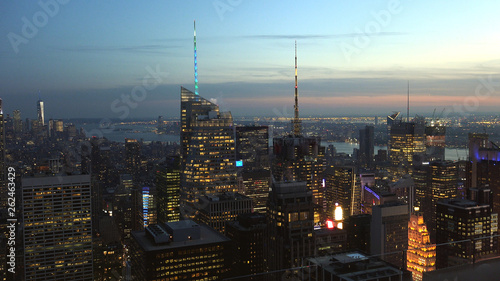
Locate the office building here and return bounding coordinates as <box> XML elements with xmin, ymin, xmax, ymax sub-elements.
<box><xmin>239</xmin><ymin>169</ymin><xmax>271</xmax><ymax>213</ymax></box>
<box><xmin>235</xmin><ymin>125</ymin><xmax>269</xmax><ymax>170</ymax></box>
<box><xmin>125</xmin><ymin>138</ymin><xmax>141</xmax><ymax>182</ymax></box>
<box><xmin>388</xmin><ymin>119</ymin><xmax>426</xmax><ymax>177</ymax></box>
<box><xmin>197</xmin><ymin>192</ymin><xmax>252</xmax><ymax>234</ymax></box>
<box><xmin>324</xmin><ymin>166</ymin><xmax>359</xmax><ymax>218</ymax></box>
<box><xmin>180</xmin><ymin>87</ymin><xmax>237</xmax><ymax>218</ymax></box>
<box><xmin>371</xmin><ymin>200</ymin><xmax>409</xmax><ymax>268</ymax></box>
<box><xmin>226</xmin><ymin>213</ymin><xmax>266</xmax><ymax>279</ymax></box>
<box><xmin>265</xmin><ymin>181</ymin><xmax>314</xmax><ymax>271</ymax></box>
<box><xmin>313</xmin><ymin>225</ymin><xmax>347</xmax><ymax>256</ymax></box>
<box><xmin>425</xmin><ymin>122</ymin><xmax>446</xmax><ymax>161</ymax></box>
<box><xmin>22</xmin><ymin>175</ymin><xmax>93</xmax><ymax>280</ymax></box>
<box><xmin>414</xmin><ymin>161</ymin><xmax>458</xmax><ymax>241</ymax></box>
<box><xmin>436</xmin><ymin>198</ymin><xmax>497</xmax><ymax>269</ymax></box>
<box><xmin>130</xmin><ymin>220</ymin><xmax>231</xmax><ymax>280</ymax></box>
<box><xmin>156</xmin><ymin>156</ymin><xmax>181</xmax><ymax>223</ymax></box>
<box><xmin>406</xmin><ymin>213</ymin><xmax>436</xmax><ymax>281</ymax></box>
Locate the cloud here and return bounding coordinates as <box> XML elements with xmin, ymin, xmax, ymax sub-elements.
<box><xmin>51</xmin><ymin>44</ymin><xmax>182</xmax><ymax>54</ymax></box>
<box><xmin>242</xmin><ymin>32</ymin><xmax>406</xmax><ymax>40</ymax></box>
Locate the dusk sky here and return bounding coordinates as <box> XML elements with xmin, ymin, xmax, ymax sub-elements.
<box><xmin>1</xmin><ymin>1</ymin><xmax>500</xmax><ymax>119</ymax></box>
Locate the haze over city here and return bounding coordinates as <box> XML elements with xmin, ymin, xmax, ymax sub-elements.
<box><xmin>2</xmin><ymin>1</ymin><xmax>500</xmax><ymax>118</ymax></box>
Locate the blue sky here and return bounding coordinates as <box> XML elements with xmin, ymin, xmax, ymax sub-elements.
<box><xmin>1</xmin><ymin>1</ymin><xmax>500</xmax><ymax>119</ymax></box>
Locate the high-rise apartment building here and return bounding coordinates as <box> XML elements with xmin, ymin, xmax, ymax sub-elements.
<box><xmin>156</xmin><ymin>156</ymin><xmax>181</xmax><ymax>223</ymax></box>
<box><xmin>407</xmin><ymin>213</ymin><xmax>436</xmax><ymax>281</ymax></box>
<box><xmin>180</xmin><ymin>87</ymin><xmax>237</xmax><ymax>218</ymax></box>
<box><xmin>22</xmin><ymin>175</ymin><xmax>93</xmax><ymax>280</ymax></box>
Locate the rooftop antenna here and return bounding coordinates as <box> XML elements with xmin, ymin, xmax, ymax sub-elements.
<box><xmin>194</xmin><ymin>20</ymin><xmax>199</xmax><ymax>96</ymax></box>
<box><xmin>38</xmin><ymin>90</ymin><xmax>41</xmax><ymax>101</ymax></box>
<box><xmin>292</xmin><ymin>40</ymin><xmax>301</xmax><ymax>136</ymax></box>
<box><xmin>407</xmin><ymin>81</ymin><xmax>410</xmax><ymax>123</ymax></box>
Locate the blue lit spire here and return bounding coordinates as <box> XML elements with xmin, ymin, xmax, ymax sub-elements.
<box><xmin>194</xmin><ymin>20</ymin><xmax>199</xmax><ymax>96</ymax></box>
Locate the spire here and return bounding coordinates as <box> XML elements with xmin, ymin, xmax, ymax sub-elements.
<box><xmin>194</xmin><ymin>20</ymin><xmax>199</xmax><ymax>96</ymax></box>
<box><xmin>407</xmin><ymin>80</ymin><xmax>410</xmax><ymax>123</ymax></box>
<box><xmin>292</xmin><ymin>40</ymin><xmax>301</xmax><ymax>136</ymax></box>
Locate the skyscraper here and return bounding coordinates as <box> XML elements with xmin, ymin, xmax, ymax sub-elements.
<box><xmin>265</xmin><ymin>181</ymin><xmax>314</xmax><ymax>272</ymax></box>
<box><xmin>389</xmin><ymin>118</ymin><xmax>426</xmax><ymax>177</ymax></box>
<box><xmin>125</xmin><ymin>138</ymin><xmax>141</xmax><ymax>182</ymax></box>
<box><xmin>0</xmin><ymin>99</ymin><xmax>5</xmax><ymax>210</ymax></box>
<box><xmin>370</xmin><ymin>200</ymin><xmax>409</xmax><ymax>268</ymax></box>
<box><xmin>156</xmin><ymin>156</ymin><xmax>181</xmax><ymax>223</ymax></box>
<box><xmin>37</xmin><ymin>94</ymin><xmax>44</xmax><ymax>126</ymax></box>
<box><xmin>226</xmin><ymin>213</ymin><xmax>266</xmax><ymax>279</ymax></box>
<box><xmin>22</xmin><ymin>175</ymin><xmax>93</xmax><ymax>280</ymax></box>
<box><xmin>235</xmin><ymin>125</ymin><xmax>269</xmax><ymax>170</ymax></box>
<box><xmin>13</xmin><ymin>109</ymin><xmax>22</xmax><ymax>135</ymax></box>
<box><xmin>180</xmin><ymin>87</ymin><xmax>237</xmax><ymax>218</ymax></box>
<box><xmin>414</xmin><ymin>161</ymin><xmax>458</xmax><ymax>240</ymax></box>
<box><xmin>324</xmin><ymin>166</ymin><xmax>358</xmax><ymax>218</ymax></box>
<box><xmin>436</xmin><ymin>198</ymin><xmax>496</xmax><ymax>269</ymax></box>
<box><xmin>425</xmin><ymin>121</ymin><xmax>446</xmax><ymax>161</ymax></box>
<box><xmin>406</xmin><ymin>213</ymin><xmax>436</xmax><ymax>281</ymax></box>
<box><xmin>359</xmin><ymin>125</ymin><xmax>374</xmax><ymax>168</ymax></box>
<box><xmin>271</xmin><ymin>42</ymin><xmax>325</xmax><ymax>220</ymax></box>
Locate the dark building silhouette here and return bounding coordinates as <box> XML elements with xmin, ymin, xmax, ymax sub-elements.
<box><xmin>125</xmin><ymin>138</ymin><xmax>141</xmax><ymax>182</ymax></box>
<box><xmin>265</xmin><ymin>181</ymin><xmax>314</xmax><ymax>272</ymax></box>
<box><xmin>359</xmin><ymin>125</ymin><xmax>374</xmax><ymax>168</ymax></box>
<box><xmin>346</xmin><ymin>214</ymin><xmax>371</xmax><ymax>253</ymax></box>
<box><xmin>226</xmin><ymin>213</ymin><xmax>266</xmax><ymax>279</ymax></box>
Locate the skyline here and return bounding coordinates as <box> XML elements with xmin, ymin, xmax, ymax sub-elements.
<box><xmin>1</xmin><ymin>1</ymin><xmax>500</xmax><ymax>119</ymax></box>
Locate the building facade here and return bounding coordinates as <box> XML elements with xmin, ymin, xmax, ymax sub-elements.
<box><xmin>22</xmin><ymin>175</ymin><xmax>93</xmax><ymax>280</ymax></box>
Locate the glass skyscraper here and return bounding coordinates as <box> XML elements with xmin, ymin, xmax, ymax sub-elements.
<box><xmin>180</xmin><ymin>87</ymin><xmax>237</xmax><ymax>218</ymax></box>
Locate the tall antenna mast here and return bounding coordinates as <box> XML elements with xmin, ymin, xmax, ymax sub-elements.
<box><xmin>194</xmin><ymin>20</ymin><xmax>199</xmax><ymax>96</ymax></box>
<box><xmin>407</xmin><ymin>80</ymin><xmax>410</xmax><ymax>123</ymax></box>
<box><xmin>293</xmin><ymin>40</ymin><xmax>301</xmax><ymax>136</ymax></box>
